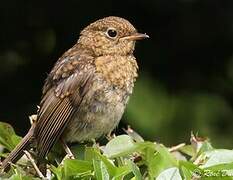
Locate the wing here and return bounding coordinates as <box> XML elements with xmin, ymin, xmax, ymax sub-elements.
<box><xmin>34</xmin><ymin>50</ymin><xmax>95</xmax><ymax>159</ymax></box>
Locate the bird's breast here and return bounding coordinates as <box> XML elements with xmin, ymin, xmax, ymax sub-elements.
<box><xmin>64</xmin><ymin>79</ymin><xmax>130</xmax><ymax>142</ymax></box>
<box><xmin>63</xmin><ymin>55</ymin><xmax>138</xmax><ymax>142</ymax></box>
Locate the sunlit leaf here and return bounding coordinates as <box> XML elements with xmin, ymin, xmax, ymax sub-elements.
<box><xmin>103</xmin><ymin>135</ymin><xmax>136</xmax><ymax>158</ymax></box>
<box><xmin>201</xmin><ymin>149</ymin><xmax>233</xmax><ymax>168</ymax></box>
<box><xmin>156</xmin><ymin>167</ymin><xmax>182</xmax><ymax>180</ymax></box>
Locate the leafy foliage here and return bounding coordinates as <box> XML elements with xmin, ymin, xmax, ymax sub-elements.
<box><xmin>0</xmin><ymin>122</ymin><xmax>233</xmax><ymax>179</ymax></box>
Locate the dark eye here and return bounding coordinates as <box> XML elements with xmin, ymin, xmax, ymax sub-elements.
<box><xmin>106</xmin><ymin>28</ymin><xmax>117</xmax><ymax>38</ymax></box>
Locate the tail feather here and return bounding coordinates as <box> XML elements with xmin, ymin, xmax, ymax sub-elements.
<box><xmin>1</xmin><ymin>124</ymin><xmax>35</xmax><ymax>172</ymax></box>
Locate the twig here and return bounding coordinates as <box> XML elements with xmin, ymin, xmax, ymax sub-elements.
<box><xmin>169</xmin><ymin>143</ymin><xmax>186</xmax><ymax>152</ymax></box>
<box><xmin>23</xmin><ymin>150</ymin><xmax>45</xmax><ymax>179</ymax></box>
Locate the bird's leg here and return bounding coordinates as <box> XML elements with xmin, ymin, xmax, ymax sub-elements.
<box><xmin>106</xmin><ymin>132</ymin><xmax>116</xmax><ymax>141</ymax></box>
<box><xmin>91</xmin><ymin>138</ymin><xmax>100</xmax><ymax>148</ymax></box>
<box><xmin>24</xmin><ymin>150</ymin><xmax>45</xmax><ymax>179</ymax></box>
<box><xmin>60</xmin><ymin>139</ymin><xmax>75</xmax><ymax>159</ymax></box>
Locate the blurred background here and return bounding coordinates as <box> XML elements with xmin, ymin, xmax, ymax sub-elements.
<box><xmin>0</xmin><ymin>0</ymin><xmax>232</xmax><ymax>148</ymax></box>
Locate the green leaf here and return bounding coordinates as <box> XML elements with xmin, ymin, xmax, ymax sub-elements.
<box><xmin>63</xmin><ymin>159</ymin><xmax>93</xmax><ymax>178</ymax></box>
<box><xmin>85</xmin><ymin>147</ymin><xmax>116</xmax><ymax>176</ymax></box>
<box><xmin>0</xmin><ymin>122</ymin><xmax>22</xmax><ymax>151</ymax></box>
<box><xmin>146</xmin><ymin>144</ymin><xmax>178</xmax><ymax>178</ymax></box>
<box><xmin>179</xmin><ymin>161</ymin><xmax>202</xmax><ymax>179</ymax></box>
<box><xmin>1</xmin><ymin>123</ymin><xmax>232</xmax><ymax>180</ymax></box>
<box><xmin>7</xmin><ymin>168</ymin><xmax>40</xmax><ymax>180</ymax></box>
<box><xmin>179</xmin><ymin>145</ymin><xmax>195</xmax><ymax>157</ymax></box>
<box><xmin>205</xmin><ymin>162</ymin><xmax>233</xmax><ymax>171</ymax></box>
<box><xmin>85</xmin><ymin>147</ymin><xmax>132</xmax><ymax>179</ymax></box>
<box><xmin>9</xmin><ymin>174</ymin><xmax>30</xmax><ymax>180</ymax></box>
<box><xmin>155</xmin><ymin>144</ymin><xmax>178</xmax><ymax>166</ymax></box>
<box><xmin>103</xmin><ymin>135</ymin><xmax>136</xmax><ymax>158</ymax></box>
<box><xmin>179</xmin><ymin>160</ymin><xmax>200</xmax><ymax>172</ymax></box>
<box><xmin>71</xmin><ymin>144</ymin><xmax>86</xmax><ymax>159</ymax></box>
<box><xmin>103</xmin><ymin>135</ymin><xmax>155</xmax><ymax>159</ymax></box>
<box><xmin>156</xmin><ymin>167</ymin><xmax>182</xmax><ymax>180</ymax></box>
<box><xmin>195</xmin><ymin>140</ymin><xmax>213</xmax><ymax>158</ymax></box>
<box><xmin>93</xmin><ymin>159</ymin><xmax>110</xmax><ymax>180</ymax></box>
<box><xmin>127</xmin><ymin>160</ymin><xmax>142</xmax><ymax>180</ymax></box>
<box><xmin>180</xmin><ymin>166</ymin><xmax>192</xmax><ymax>180</ymax></box>
<box><xmin>201</xmin><ymin>149</ymin><xmax>233</xmax><ymax>168</ymax></box>
<box><xmin>112</xmin><ymin>166</ymin><xmax>131</xmax><ymax>180</ymax></box>
<box><xmin>50</xmin><ymin>165</ymin><xmax>63</xmax><ymax>180</ymax></box>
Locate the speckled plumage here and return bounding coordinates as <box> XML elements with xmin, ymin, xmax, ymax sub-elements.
<box><xmin>1</xmin><ymin>16</ymin><xmax>148</xmax><ymax>175</ymax></box>
<box><xmin>63</xmin><ymin>53</ymin><xmax>138</xmax><ymax>143</ymax></box>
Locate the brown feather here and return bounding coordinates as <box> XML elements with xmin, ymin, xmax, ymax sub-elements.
<box><xmin>34</xmin><ymin>47</ymin><xmax>95</xmax><ymax>170</ymax></box>
<box><xmin>37</xmin><ymin>98</ymin><xmax>73</xmax><ymax>158</ymax></box>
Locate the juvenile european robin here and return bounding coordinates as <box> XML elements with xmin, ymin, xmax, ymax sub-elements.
<box><xmin>1</xmin><ymin>16</ymin><xmax>148</xmax><ymax>175</ymax></box>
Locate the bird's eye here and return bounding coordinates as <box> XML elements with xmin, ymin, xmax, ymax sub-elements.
<box><xmin>106</xmin><ymin>28</ymin><xmax>118</xmax><ymax>38</ymax></box>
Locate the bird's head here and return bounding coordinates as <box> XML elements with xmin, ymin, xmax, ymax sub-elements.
<box><xmin>78</xmin><ymin>16</ymin><xmax>149</xmax><ymax>56</ymax></box>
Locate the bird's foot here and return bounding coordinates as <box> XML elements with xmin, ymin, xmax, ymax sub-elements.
<box><xmin>106</xmin><ymin>132</ymin><xmax>116</xmax><ymax>141</ymax></box>
<box><xmin>60</xmin><ymin>139</ymin><xmax>75</xmax><ymax>159</ymax></box>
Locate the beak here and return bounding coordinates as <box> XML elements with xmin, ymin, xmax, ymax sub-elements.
<box><xmin>121</xmin><ymin>33</ymin><xmax>149</xmax><ymax>41</ymax></box>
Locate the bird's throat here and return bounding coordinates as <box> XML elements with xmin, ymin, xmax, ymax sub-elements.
<box><xmin>95</xmin><ymin>55</ymin><xmax>138</xmax><ymax>89</ymax></box>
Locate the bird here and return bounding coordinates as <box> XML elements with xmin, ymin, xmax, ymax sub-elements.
<box><xmin>1</xmin><ymin>16</ymin><xmax>149</xmax><ymax>175</ymax></box>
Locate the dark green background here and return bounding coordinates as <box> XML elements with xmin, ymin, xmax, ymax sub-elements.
<box><xmin>0</xmin><ymin>0</ymin><xmax>232</xmax><ymax>147</ymax></box>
